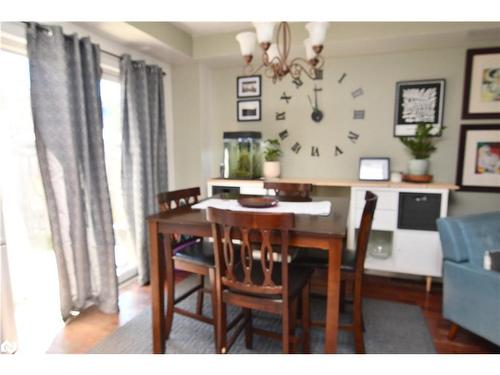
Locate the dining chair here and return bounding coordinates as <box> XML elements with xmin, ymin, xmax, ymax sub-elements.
<box><xmin>157</xmin><ymin>187</ymin><xmax>218</xmax><ymax>350</ymax></box>
<box><xmin>207</xmin><ymin>207</ymin><xmax>313</xmax><ymax>354</ymax></box>
<box><xmin>293</xmin><ymin>190</ymin><xmax>378</xmax><ymax>353</ymax></box>
<box><xmin>263</xmin><ymin>181</ymin><xmax>313</xmax><ymax>201</ymax></box>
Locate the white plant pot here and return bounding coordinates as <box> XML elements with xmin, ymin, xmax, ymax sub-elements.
<box><xmin>263</xmin><ymin>161</ymin><xmax>281</xmax><ymax>178</ymax></box>
<box><xmin>408</xmin><ymin>159</ymin><xmax>429</xmax><ymax>176</ymax></box>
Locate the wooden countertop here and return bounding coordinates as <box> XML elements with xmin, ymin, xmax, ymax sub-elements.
<box><xmin>208</xmin><ymin>177</ymin><xmax>459</xmax><ymax>190</ymax></box>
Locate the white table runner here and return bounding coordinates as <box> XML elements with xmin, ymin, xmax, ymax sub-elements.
<box><xmin>191</xmin><ymin>198</ymin><xmax>332</xmax><ymax>216</ymax></box>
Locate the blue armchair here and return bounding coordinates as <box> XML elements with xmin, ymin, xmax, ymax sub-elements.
<box><xmin>437</xmin><ymin>211</ymin><xmax>500</xmax><ymax>346</ymax></box>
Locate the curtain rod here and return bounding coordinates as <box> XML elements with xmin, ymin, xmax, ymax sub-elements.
<box><xmin>20</xmin><ymin>22</ymin><xmax>166</xmax><ymax>76</ymax></box>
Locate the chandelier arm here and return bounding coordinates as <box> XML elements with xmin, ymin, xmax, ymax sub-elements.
<box><xmin>287</xmin><ymin>58</ymin><xmax>318</xmax><ymax>80</ymax></box>
<box><xmin>244</xmin><ymin>62</ymin><xmax>266</xmax><ymax>76</ymax></box>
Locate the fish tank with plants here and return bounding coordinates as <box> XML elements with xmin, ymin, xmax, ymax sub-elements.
<box><xmin>222</xmin><ymin>131</ymin><xmax>262</xmax><ymax>179</ymax></box>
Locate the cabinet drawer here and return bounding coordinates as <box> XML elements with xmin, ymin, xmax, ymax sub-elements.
<box><xmin>355</xmin><ymin>208</ymin><xmax>397</xmax><ymax>230</ymax></box>
<box><xmin>355</xmin><ymin>190</ymin><xmax>398</xmax><ymax>211</ymax></box>
<box><xmin>398</xmin><ymin>193</ymin><xmax>441</xmax><ymax>231</ymax></box>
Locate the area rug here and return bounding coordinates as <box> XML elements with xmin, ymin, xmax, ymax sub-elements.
<box><xmin>90</xmin><ymin>276</ymin><xmax>435</xmax><ymax>354</ymax></box>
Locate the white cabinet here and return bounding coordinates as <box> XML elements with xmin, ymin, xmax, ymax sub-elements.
<box><xmin>349</xmin><ymin>186</ymin><xmax>450</xmax><ymax>289</ymax></box>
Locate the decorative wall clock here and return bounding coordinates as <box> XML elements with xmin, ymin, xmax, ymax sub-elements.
<box><xmin>275</xmin><ymin>72</ymin><xmax>365</xmax><ymax>158</ymax></box>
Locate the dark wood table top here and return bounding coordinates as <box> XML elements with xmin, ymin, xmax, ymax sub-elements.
<box><xmin>148</xmin><ymin>195</ymin><xmax>349</xmax><ymax>239</ymax></box>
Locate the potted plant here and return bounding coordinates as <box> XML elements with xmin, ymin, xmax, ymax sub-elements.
<box><xmin>263</xmin><ymin>138</ymin><xmax>282</xmax><ymax>178</ymax></box>
<box><xmin>399</xmin><ymin>123</ymin><xmax>442</xmax><ymax>176</ymax></box>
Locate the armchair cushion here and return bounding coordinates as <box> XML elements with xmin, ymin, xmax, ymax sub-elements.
<box><xmin>443</xmin><ymin>261</ymin><xmax>500</xmax><ymax>346</ymax></box>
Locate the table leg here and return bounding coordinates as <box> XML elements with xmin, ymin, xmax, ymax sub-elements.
<box><xmin>324</xmin><ymin>238</ymin><xmax>342</xmax><ymax>353</ymax></box>
<box><xmin>150</xmin><ymin>221</ymin><xmax>166</xmax><ymax>354</ymax></box>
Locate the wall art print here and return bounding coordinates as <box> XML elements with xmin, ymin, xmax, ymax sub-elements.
<box><xmin>461</xmin><ymin>47</ymin><xmax>500</xmax><ymax>119</ymax></box>
<box><xmin>455</xmin><ymin>124</ymin><xmax>500</xmax><ymax>193</ymax></box>
<box><xmin>394</xmin><ymin>79</ymin><xmax>445</xmax><ymax>137</ymax></box>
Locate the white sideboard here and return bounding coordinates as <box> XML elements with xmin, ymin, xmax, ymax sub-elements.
<box><xmin>206</xmin><ymin>178</ymin><xmax>458</xmax><ymax>291</ymax></box>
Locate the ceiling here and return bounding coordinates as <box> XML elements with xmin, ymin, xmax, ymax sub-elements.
<box><xmin>172</xmin><ymin>22</ymin><xmax>251</xmax><ymax>36</ymax></box>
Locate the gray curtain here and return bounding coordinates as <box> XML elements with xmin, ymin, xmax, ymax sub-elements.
<box><xmin>120</xmin><ymin>54</ymin><xmax>168</xmax><ymax>285</ymax></box>
<box><xmin>26</xmin><ymin>23</ymin><xmax>118</xmax><ymax>320</ymax></box>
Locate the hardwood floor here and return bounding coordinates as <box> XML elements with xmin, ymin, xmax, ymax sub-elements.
<box><xmin>46</xmin><ymin>271</ymin><xmax>499</xmax><ymax>354</ymax></box>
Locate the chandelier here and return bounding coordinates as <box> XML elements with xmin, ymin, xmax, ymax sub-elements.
<box><xmin>236</xmin><ymin>22</ymin><xmax>329</xmax><ymax>83</ymax></box>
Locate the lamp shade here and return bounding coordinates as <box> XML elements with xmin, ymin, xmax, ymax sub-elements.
<box><xmin>305</xmin><ymin>22</ymin><xmax>329</xmax><ymax>46</ymax></box>
<box><xmin>303</xmin><ymin>38</ymin><xmax>316</xmax><ymax>60</ymax></box>
<box><xmin>236</xmin><ymin>32</ymin><xmax>257</xmax><ymax>56</ymax></box>
<box><xmin>267</xmin><ymin>43</ymin><xmax>280</xmax><ymax>64</ymax></box>
<box><xmin>252</xmin><ymin>22</ymin><xmax>276</xmax><ymax>44</ymax></box>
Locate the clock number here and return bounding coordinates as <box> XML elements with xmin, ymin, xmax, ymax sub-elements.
<box><xmin>334</xmin><ymin>146</ymin><xmax>344</xmax><ymax>156</ymax></box>
<box><xmin>314</xmin><ymin>69</ymin><xmax>323</xmax><ymax>80</ymax></box>
<box><xmin>292</xmin><ymin>78</ymin><xmax>303</xmax><ymax>89</ymax></box>
<box><xmin>279</xmin><ymin>129</ymin><xmax>289</xmax><ymax>140</ymax></box>
<box><xmin>351</xmin><ymin>88</ymin><xmax>364</xmax><ymax>98</ymax></box>
<box><xmin>280</xmin><ymin>92</ymin><xmax>292</xmax><ymax>104</ymax></box>
<box><xmin>291</xmin><ymin>142</ymin><xmax>302</xmax><ymax>154</ymax></box>
<box><xmin>353</xmin><ymin>110</ymin><xmax>365</xmax><ymax>119</ymax></box>
<box><xmin>347</xmin><ymin>131</ymin><xmax>360</xmax><ymax>143</ymax></box>
<box><xmin>338</xmin><ymin>73</ymin><xmax>347</xmax><ymax>84</ymax></box>
<box><xmin>276</xmin><ymin>112</ymin><xmax>286</xmax><ymax>121</ymax></box>
<box><xmin>311</xmin><ymin>146</ymin><xmax>320</xmax><ymax>157</ymax></box>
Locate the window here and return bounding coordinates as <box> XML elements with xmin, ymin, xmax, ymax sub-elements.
<box><xmin>101</xmin><ymin>77</ymin><xmax>137</xmax><ymax>281</ymax></box>
<box><xmin>0</xmin><ymin>48</ymin><xmax>62</xmax><ymax>353</ymax></box>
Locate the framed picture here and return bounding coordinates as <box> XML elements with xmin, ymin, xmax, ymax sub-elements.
<box><xmin>455</xmin><ymin>124</ymin><xmax>500</xmax><ymax>192</ymax></box>
<box><xmin>237</xmin><ymin>99</ymin><xmax>261</xmax><ymax>122</ymax></box>
<box><xmin>461</xmin><ymin>47</ymin><xmax>500</xmax><ymax>119</ymax></box>
<box><xmin>237</xmin><ymin>75</ymin><xmax>261</xmax><ymax>98</ymax></box>
<box><xmin>359</xmin><ymin>157</ymin><xmax>390</xmax><ymax>181</ymax></box>
<box><xmin>394</xmin><ymin>79</ymin><xmax>445</xmax><ymax>137</ymax></box>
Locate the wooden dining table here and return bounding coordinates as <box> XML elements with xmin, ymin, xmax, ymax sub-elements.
<box><xmin>147</xmin><ymin>194</ymin><xmax>350</xmax><ymax>354</ymax></box>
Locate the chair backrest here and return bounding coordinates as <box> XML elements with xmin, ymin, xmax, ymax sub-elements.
<box><xmin>263</xmin><ymin>182</ymin><xmax>313</xmax><ymax>202</ymax></box>
<box><xmin>157</xmin><ymin>187</ymin><xmax>201</xmax><ymax>247</ymax></box>
<box><xmin>157</xmin><ymin>187</ymin><xmax>201</xmax><ymax>212</ymax></box>
<box><xmin>207</xmin><ymin>207</ymin><xmax>294</xmax><ymax>297</ymax></box>
<box><xmin>354</xmin><ymin>191</ymin><xmax>378</xmax><ymax>273</ymax></box>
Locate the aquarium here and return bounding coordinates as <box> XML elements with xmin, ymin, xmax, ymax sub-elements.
<box><xmin>222</xmin><ymin>131</ymin><xmax>262</xmax><ymax>179</ymax></box>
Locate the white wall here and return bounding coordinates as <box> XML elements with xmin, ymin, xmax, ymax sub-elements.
<box><xmin>190</xmin><ymin>46</ymin><xmax>500</xmax><ymax>216</ymax></box>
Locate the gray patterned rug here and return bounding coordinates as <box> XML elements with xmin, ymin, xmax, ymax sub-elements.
<box><xmin>90</xmin><ymin>276</ymin><xmax>435</xmax><ymax>354</ymax></box>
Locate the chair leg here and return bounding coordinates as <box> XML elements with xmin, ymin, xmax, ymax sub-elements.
<box><xmin>448</xmin><ymin>323</ymin><xmax>459</xmax><ymax>340</ymax></box>
<box><xmin>219</xmin><ymin>302</ymin><xmax>227</xmax><ymax>354</ymax></box>
<box><xmin>289</xmin><ymin>299</ymin><xmax>298</xmax><ymax>353</ymax></box>
<box><xmin>302</xmin><ymin>282</ymin><xmax>311</xmax><ymax>354</ymax></box>
<box><xmin>339</xmin><ymin>280</ymin><xmax>346</xmax><ymax>313</ymax></box>
<box><xmin>244</xmin><ymin>308</ymin><xmax>253</xmax><ymax>350</ymax></box>
<box><xmin>196</xmin><ymin>275</ymin><xmax>205</xmax><ymax>316</ymax></box>
<box><xmin>208</xmin><ymin>269</ymin><xmax>218</xmax><ymax>353</ymax></box>
<box><xmin>352</xmin><ymin>278</ymin><xmax>365</xmax><ymax>354</ymax></box>
<box><xmin>282</xmin><ymin>303</ymin><xmax>291</xmax><ymax>354</ymax></box>
<box><xmin>164</xmin><ymin>238</ymin><xmax>175</xmax><ymax>340</ymax></box>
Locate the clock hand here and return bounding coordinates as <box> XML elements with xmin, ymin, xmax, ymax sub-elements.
<box><xmin>314</xmin><ymin>88</ymin><xmax>318</xmax><ymax>108</ymax></box>
<box><xmin>307</xmin><ymin>95</ymin><xmax>316</xmax><ymax>110</ymax></box>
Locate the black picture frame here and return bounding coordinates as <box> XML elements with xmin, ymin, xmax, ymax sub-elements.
<box><xmin>237</xmin><ymin>99</ymin><xmax>261</xmax><ymax>122</ymax></box>
<box><xmin>237</xmin><ymin>75</ymin><xmax>261</xmax><ymax>98</ymax></box>
<box><xmin>455</xmin><ymin>124</ymin><xmax>500</xmax><ymax>193</ymax></box>
<box><xmin>461</xmin><ymin>47</ymin><xmax>500</xmax><ymax>119</ymax></box>
<box><xmin>358</xmin><ymin>157</ymin><xmax>391</xmax><ymax>181</ymax></box>
<box><xmin>393</xmin><ymin>79</ymin><xmax>445</xmax><ymax>137</ymax></box>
